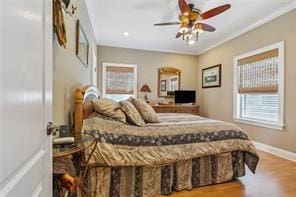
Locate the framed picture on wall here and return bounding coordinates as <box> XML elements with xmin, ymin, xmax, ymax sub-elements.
<box><xmin>160</xmin><ymin>80</ymin><xmax>166</xmax><ymax>91</ymax></box>
<box><xmin>76</xmin><ymin>20</ymin><xmax>89</xmax><ymax>67</ymax></box>
<box><xmin>202</xmin><ymin>64</ymin><xmax>222</xmax><ymax>88</ymax></box>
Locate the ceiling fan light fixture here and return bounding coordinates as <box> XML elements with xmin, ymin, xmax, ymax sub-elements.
<box><xmin>184</xmin><ymin>33</ymin><xmax>192</xmax><ymax>40</ymax></box>
<box><xmin>179</xmin><ymin>27</ymin><xmax>189</xmax><ymax>33</ymax></box>
<box><xmin>190</xmin><ymin>11</ymin><xmax>199</xmax><ymax>21</ymax></box>
<box><xmin>178</xmin><ymin>23</ymin><xmax>189</xmax><ymax>33</ymax></box>
<box><xmin>153</xmin><ymin>0</ymin><xmax>231</xmax><ymax>46</ymax></box>
<box><xmin>192</xmin><ymin>28</ymin><xmax>203</xmax><ymax>34</ymax></box>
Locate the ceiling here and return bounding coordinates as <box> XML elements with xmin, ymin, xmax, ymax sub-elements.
<box><xmin>85</xmin><ymin>0</ymin><xmax>296</xmax><ymax>55</ymax></box>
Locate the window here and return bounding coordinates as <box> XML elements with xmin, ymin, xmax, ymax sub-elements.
<box><xmin>102</xmin><ymin>63</ymin><xmax>137</xmax><ymax>101</ymax></box>
<box><xmin>233</xmin><ymin>42</ymin><xmax>284</xmax><ymax>130</ymax></box>
<box><xmin>169</xmin><ymin>76</ymin><xmax>179</xmax><ymax>91</ymax></box>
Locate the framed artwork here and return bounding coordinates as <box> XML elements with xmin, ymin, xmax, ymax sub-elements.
<box><xmin>202</xmin><ymin>64</ymin><xmax>221</xmax><ymax>88</ymax></box>
<box><xmin>76</xmin><ymin>20</ymin><xmax>89</xmax><ymax>67</ymax></box>
<box><xmin>160</xmin><ymin>80</ymin><xmax>166</xmax><ymax>91</ymax></box>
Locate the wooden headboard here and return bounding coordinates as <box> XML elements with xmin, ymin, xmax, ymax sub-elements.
<box><xmin>73</xmin><ymin>85</ymin><xmax>100</xmax><ymax>134</ymax></box>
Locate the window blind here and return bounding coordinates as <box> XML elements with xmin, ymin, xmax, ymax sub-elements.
<box><xmin>241</xmin><ymin>94</ymin><xmax>279</xmax><ymax>122</ymax></box>
<box><xmin>238</xmin><ymin>49</ymin><xmax>279</xmax><ymax>94</ymax></box>
<box><xmin>105</xmin><ymin>66</ymin><xmax>134</xmax><ymax>94</ymax></box>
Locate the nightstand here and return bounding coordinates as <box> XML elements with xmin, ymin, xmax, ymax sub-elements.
<box><xmin>53</xmin><ymin>133</ymin><xmax>97</xmax><ymax>196</ymax></box>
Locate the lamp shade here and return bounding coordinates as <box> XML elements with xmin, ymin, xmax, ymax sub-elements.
<box><xmin>140</xmin><ymin>84</ymin><xmax>152</xmax><ymax>93</ymax></box>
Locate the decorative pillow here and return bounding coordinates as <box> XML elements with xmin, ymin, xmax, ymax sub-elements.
<box><xmin>92</xmin><ymin>98</ymin><xmax>126</xmax><ymax>123</ymax></box>
<box><xmin>119</xmin><ymin>100</ymin><xmax>145</xmax><ymax>126</ymax></box>
<box><xmin>131</xmin><ymin>98</ymin><xmax>160</xmax><ymax>123</ymax></box>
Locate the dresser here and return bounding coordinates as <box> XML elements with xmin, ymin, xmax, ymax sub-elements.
<box><xmin>151</xmin><ymin>104</ymin><xmax>199</xmax><ymax>115</ymax></box>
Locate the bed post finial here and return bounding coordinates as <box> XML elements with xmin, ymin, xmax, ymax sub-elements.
<box><xmin>74</xmin><ymin>88</ymin><xmax>84</xmax><ymax>135</ymax></box>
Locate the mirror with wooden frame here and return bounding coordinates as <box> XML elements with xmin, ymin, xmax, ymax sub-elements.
<box><xmin>158</xmin><ymin>67</ymin><xmax>181</xmax><ymax>98</ymax></box>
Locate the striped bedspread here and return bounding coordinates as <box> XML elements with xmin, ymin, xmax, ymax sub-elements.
<box><xmin>84</xmin><ymin>113</ymin><xmax>259</xmax><ymax>173</ymax></box>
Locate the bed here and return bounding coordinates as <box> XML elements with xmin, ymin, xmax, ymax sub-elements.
<box><xmin>73</xmin><ymin>85</ymin><xmax>259</xmax><ymax>197</ymax></box>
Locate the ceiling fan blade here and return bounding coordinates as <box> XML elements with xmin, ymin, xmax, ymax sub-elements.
<box><xmin>176</xmin><ymin>32</ymin><xmax>182</xmax><ymax>38</ymax></box>
<box><xmin>154</xmin><ymin>22</ymin><xmax>180</xmax><ymax>26</ymax></box>
<box><xmin>200</xmin><ymin>4</ymin><xmax>231</xmax><ymax>19</ymax></box>
<box><xmin>178</xmin><ymin>0</ymin><xmax>191</xmax><ymax>15</ymax></box>
<box><xmin>196</xmin><ymin>23</ymin><xmax>216</xmax><ymax>32</ymax></box>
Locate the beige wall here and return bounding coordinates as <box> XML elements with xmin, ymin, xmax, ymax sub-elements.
<box><xmin>197</xmin><ymin>10</ymin><xmax>296</xmax><ymax>153</ymax></box>
<box><xmin>53</xmin><ymin>0</ymin><xmax>97</xmax><ymax>124</ymax></box>
<box><xmin>97</xmin><ymin>46</ymin><xmax>199</xmax><ymax>102</ymax></box>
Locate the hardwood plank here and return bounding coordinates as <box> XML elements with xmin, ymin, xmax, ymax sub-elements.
<box><xmin>157</xmin><ymin>151</ymin><xmax>296</xmax><ymax>197</ymax></box>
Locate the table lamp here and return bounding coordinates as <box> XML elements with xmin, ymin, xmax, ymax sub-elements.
<box><xmin>140</xmin><ymin>84</ymin><xmax>152</xmax><ymax>102</ymax></box>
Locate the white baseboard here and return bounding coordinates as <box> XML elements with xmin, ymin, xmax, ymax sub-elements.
<box><xmin>252</xmin><ymin>141</ymin><xmax>296</xmax><ymax>162</ymax></box>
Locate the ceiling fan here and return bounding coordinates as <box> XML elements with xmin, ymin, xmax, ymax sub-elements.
<box><xmin>154</xmin><ymin>0</ymin><xmax>231</xmax><ymax>45</ymax></box>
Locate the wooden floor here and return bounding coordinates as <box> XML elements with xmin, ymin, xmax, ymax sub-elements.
<box><xmin>158</xmin><ymin>151</ymin><xmax>296</xmax><ymax>197</ymax></box>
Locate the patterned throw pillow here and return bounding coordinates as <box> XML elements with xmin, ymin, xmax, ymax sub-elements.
<box><xmin>92</xmin><ymin>98</ymin><xmax>126</xmax><ymax>123</ymax></box>
<box><xmin>131</xmin><ymin>98</ymin><xmax>160</xmax><ymax>123</ymax></box>
<box><xmin>119</xmin><ymin>100</ymin><xmax>145</xmax><ymax>126</ymax></box>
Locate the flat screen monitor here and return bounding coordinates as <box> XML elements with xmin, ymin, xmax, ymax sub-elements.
<box><xmin>174</xmin><ymin>90</ymin><xmax>196</xmax><ymax>104</ymax></box>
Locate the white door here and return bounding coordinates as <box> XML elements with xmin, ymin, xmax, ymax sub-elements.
<box><xmin>0</xmin><ymin>0</ymin><xmax>52</xmax><ymax>196</ymax></box>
